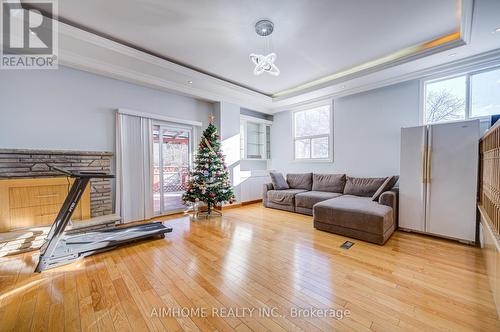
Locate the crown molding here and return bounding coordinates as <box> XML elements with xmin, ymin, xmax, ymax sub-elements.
<box><xmin>58</xmin><ymin>11</ymin><xmax>489</xmax><ymax>115</ymax></box>
<box><xmin>271</xmin><ymin>34</ymin><xmax>465</xmax><ymax>100</ymax></box>
<box><xmin>13</xmin><ymin>1</ymin><xmax>482</xmax><ymax>115</ymax></box>
<box><xmin>61</xmin><ymin>23</ymin><xmax>268</xmax><ymax>97</ymax></box>
<box><xmin>271</xmin><ymin>48</ymin><xmax>500</xmax><ymax>113</ymax></box>
<box><xmin>271</xmin><ymin>0</ymin><xmax>474</xmax><ymax>99</ymax></box>
<box><xmin>55</xmin><ymin>20</ymin><xmax>274</xmax><ymax>113</ymax></box>
<box><xmin>459</xmin><ymin>0</ymin><xmax>474</xmax><ymax>44</ymax></box>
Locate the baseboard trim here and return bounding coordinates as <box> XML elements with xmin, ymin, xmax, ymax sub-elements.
<box><xmin>397</xmin><ymin>227</ymin><xmax>475</xmax><ymax>245</ymax></box>
<box><xmin>214</xmin><ymin>200</ymin><xmax>263</xmax><ymax>210</ymax></box>
<box><xmin>215</xmin><ymin>203</ymin><xmax>243</xmax><ymax>211</ymax></box>
<box><xmin>242</xmin><ymin>199</ymin><xmax>263</xmax><ymax>206</ymax></box>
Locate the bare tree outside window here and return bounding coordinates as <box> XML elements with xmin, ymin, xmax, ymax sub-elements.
<box><xmin>424</xmin><ymin>68</ymin><xmax>500</xmax><ymax>124</ymax></box>
<box><xmin>425</xmin><ymin>90</ymin><xmax>465</xmax><ymax>123</ymax></box>
<box><xmin>424</xmin><ymin>76</ymin><xmax>466</xmax><ymax>124</ymax></box>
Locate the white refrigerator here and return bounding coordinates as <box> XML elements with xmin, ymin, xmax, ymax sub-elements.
<box><xmin>399</xmin><ymin>120</ymin><xmax>479</xmax><ymax>242</ymax></box>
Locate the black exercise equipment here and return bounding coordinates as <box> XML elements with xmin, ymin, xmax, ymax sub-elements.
<box><xmin>35</xmin><ymin>166</ymin><xmax>172</xmax><ymax>272</ymax></box>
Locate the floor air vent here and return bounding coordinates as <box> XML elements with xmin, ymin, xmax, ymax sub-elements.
<box><xmin>340</xmin><ymin>241</ymin><xmax>354</xmax><ymax>249</ymax></box>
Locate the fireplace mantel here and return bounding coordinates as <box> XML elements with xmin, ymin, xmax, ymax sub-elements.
<box><xmin>0</xmin><ymin>148</ymin><xmax>113</xmax><ymax>223</ymax></box>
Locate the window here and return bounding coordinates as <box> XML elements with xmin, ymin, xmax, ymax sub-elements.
<box><xmin>470</xmin><ymin>68</ymin><xmax>500</xmax><ymax>118</ymax></box>
<box><xmin>293</xmin><ymin>105</ymin><xmax>332</xmax><ymax>161</ymax></box>
<box><xmin>423</xmin><ymin>67</ymin><xmax>500</xmax><ymax>124</ymax></box>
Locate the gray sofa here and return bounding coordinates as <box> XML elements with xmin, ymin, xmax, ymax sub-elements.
<box><xmin>263</xmin><ymin>173</ymin><xmax>398</xmax><ymax>245</ymax></box>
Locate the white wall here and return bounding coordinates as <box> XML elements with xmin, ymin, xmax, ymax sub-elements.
<box><xmin>0</xmin><ymin>66</ymin><xmax>214</xmax><ymax>153</ymax></box>
<box><xmin>216</xmin><ymin>101</ymin><xmax>243</xmax><ymax>203</ymax></box>
<box><xmin>240</xmin><ymin>159</ymin><xmax>268</xmax><ymax>171</ymax></box>
<box><xmin>270</xmin><ymin>81</ymin><xmax>420</xmax><ymax>176</ymax></box>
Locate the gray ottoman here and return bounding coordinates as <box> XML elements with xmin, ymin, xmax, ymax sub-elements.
<box><xmin>313</xmin><ymin>194</ymin><xmax>396</xmax><ymax>245</ymax></box>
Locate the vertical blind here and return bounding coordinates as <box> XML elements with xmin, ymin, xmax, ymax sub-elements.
<box><xmin>116</xmin><ymin>113</ymin><xmax>154</xmax><ymax>223</ymax></box>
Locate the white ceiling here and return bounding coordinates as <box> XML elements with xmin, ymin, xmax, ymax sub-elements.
<box><xmin>31</xmin><ymin>0</ymin><xmax>460</xmax><ymax>96</ymax></box>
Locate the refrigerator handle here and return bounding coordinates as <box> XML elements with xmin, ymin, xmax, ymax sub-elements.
<box><xmin>424</xmin><ymin>125</ymin><xmax>432</xmax><ymax>232</ymax></box>
<box><xmin>427</xmin><ymin>125</ymin><xmax>432</xmax><ymax>184</ymax></box>
<box><xmin>427</xmin><ymin>147</ymin><xmax>432</xmax><ymax>183</ymax></box>
<box><xmin>421</xmin><ymin>148</ymin><xmax>427</xmax><ymax>183</ymax></box>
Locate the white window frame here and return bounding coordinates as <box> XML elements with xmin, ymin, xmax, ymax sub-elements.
<box><xmin>292</xmin><ymin>103</ymin><xmax>333</xmax><ymax>162</ymax></box>
<box><xmin>421</xmin><ymin>65</ymin><xmax>500</xmax><ymax>125</ymax></box>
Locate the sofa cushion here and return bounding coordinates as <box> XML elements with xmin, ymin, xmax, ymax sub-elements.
<box><xmin>267</xmin><ymin>189</ymin><xmax>307</xmax><ymax>206</ymax></box>
<box><xmin>313</xmin><ymin>195</ymin><xmax>393</xmax><ymax>234</ymax></box>
<box><xmin>343</xmin><ymin>176</ymin><xmax>387</xmax><ymax>197</ymax></box>
<box><xmin>269</xmin><ymin>172</ymin><xmax>289</xmax><ymax>190</ymax></box>
<box><xmin>371</xmin><ymin>175</ymin><xmax>399</xmax><ymax>201</ymax></box>
<box><xmin>295</xmin><ymin>191</ymin><xmax>343</xmax><ymax>209</ymax></box>
<box><xmin>312</xmin><ymin>174</ymin><xmax>346</xmax><ymax>193</ymax></box>
<box><xmin>286</xmin><ymin>173</ymin><xmax>313</xmax><ymax>190</ymax></box>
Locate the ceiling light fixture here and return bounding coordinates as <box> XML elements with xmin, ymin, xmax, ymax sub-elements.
<box><xmin>250</xmin><ymin>20</ymin><xmax>280</xmax><ymax>76</ymax></box>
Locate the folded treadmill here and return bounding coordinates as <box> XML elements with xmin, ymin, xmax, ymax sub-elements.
<box><xmin>35</xmin><ymin>166</ymin><xmax>172</xmax><ymax>272</ymax></box>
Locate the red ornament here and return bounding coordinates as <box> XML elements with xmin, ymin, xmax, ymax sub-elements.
<box><xmin>209</xmin><ymin>193</ymin><xmax>216</xmax><ymax>198</ymax></box>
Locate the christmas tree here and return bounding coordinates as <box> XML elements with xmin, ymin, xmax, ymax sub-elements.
<box><xmin>182</xmin><ymin>115</ymin><xmax>235</xmax><ymax>215</ymax></box>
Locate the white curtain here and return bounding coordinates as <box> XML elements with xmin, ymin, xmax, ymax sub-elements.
<box><xmin>116</xmin><ymin>113</ymin><xmax>154</xmax><ymax>223</ymax></box>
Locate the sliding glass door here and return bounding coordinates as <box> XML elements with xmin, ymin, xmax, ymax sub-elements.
<box><xmin>153</xmin><ymin>124</ymin><xmax>192</xmax><ymax>215</ymax></box>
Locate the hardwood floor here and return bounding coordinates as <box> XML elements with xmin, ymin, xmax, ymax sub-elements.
<box><xmin>0</xmin><ymin>203</ymin><xmax>498</xmax><ymax>331</ymax></box>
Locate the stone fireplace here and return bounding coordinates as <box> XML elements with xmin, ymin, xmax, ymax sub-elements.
<box><xmin>0</xmin><ymin>149</ymin><xmax>113</xmax><ymax>226</ymax></box>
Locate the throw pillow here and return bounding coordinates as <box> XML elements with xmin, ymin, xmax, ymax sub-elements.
<box><xmin>312</xmin><ymin>174</ymin><xmax>346</xmax><ymax>193</ymax></box>
<box><xmin>269</xmin><ymin>172</ymin><xmax>289</xmax><ymax>190</ymax></box>
<box><xmin>286</xmin><ymin>173</ymin><xmax>313</xmax><ymax>190</ymax></box>
<box><xmin>372</xmin><ymin>175</ymin><xmax>399</xmax><ymax>201</ymax></box>
<box><xmin>343</xmin><ymin>176</ymin><xmax>387</xmax><ymax>197</ymax></box>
